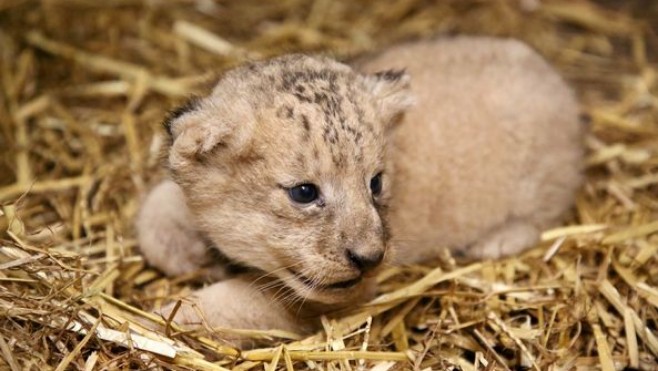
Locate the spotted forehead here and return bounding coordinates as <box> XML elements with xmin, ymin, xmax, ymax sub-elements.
<box><xmin>269</xmin><ymin>66</ymin><xmax>384</xmax><ymax>170</ymax></box>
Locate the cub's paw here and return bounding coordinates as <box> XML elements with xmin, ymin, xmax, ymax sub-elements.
<box><xmin>156</xmin><ymin>299</ymin><xmax>204</xmax><ymax>327</ymax></box>
<box><xmin>466</xmin><ymin>220</ymin><xmax>539</xmax><ymax>260</ymax></box>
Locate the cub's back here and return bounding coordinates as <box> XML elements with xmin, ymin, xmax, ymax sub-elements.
<box><xmin>361</xmin><ymin>37</ymin><xmax>583</xmax><ymax>263</ymax></box>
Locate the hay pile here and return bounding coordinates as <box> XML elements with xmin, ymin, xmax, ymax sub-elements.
<box><xmin>1</xmin><ymin>1</ymin><xmax>658</xmax><ymax>369</ymax></box>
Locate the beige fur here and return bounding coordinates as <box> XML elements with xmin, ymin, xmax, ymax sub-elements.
<box><xmin>136</xmin><ymin>37</ymin><xmax>583</xmax><ymax>340</ymax></box>
<box><xmin>361</xmin><ymin>38</ymin><xmax>583</xmax><ymax>262</ymax></box>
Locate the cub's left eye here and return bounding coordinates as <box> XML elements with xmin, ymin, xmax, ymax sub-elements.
<box><xmin>370</xmin><ymin>172</ymin><xmax>383</xmax><ymax>196</ymax></box>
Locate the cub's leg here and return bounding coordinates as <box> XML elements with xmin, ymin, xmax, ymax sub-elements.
<box><xmin>464</xmin><ymin>219</ymin><xmax>540</xmax><ymax>260</ymax></box>
<box><xmin>157</xmin><ymin>277</ymin><xmax>313</xmax><ymax>346</ymax></box>
<box><xmin>136</xmin><ymin>180</ymin><xmax>228</xmax><ymax>280</ymax></box>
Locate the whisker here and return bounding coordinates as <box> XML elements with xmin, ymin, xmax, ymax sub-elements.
<box><xmin>254</xmin><ymin>279</ymin><xmax>285</xmax><ymax>294</ymax></box>
<box><xmin>270</xmin><ymin>284</ymin><xmax>293</xmax><ymax>305</ymax></box>
<box><xmin>247</xmin><ymin>261</ymin><xmax>304</xmax><ymax>291</ymax></box>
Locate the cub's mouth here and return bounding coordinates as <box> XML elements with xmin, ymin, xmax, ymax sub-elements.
<box><xmin>287</xmin><ymin>268</ymin><xmax>362</xmax><ymax>290</ymax></box>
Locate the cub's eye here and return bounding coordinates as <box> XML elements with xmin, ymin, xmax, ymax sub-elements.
<box><xmin>370</xmin><ymin>172</ymin><xmax>383</xmax><ymax>196</ymax></box>
<box><xmin>288</xmin><ymin>184</ymin><xmax>319</xmax><ymax>204</ymax></box>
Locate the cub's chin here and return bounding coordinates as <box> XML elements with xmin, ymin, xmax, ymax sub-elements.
<box><xmin>280</xmin><ymin>271</ymin><xmax>378</xmax><ymax>306</ymax></box>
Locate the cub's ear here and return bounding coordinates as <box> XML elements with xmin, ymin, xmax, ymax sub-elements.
<box><xmin>164</xmin><ymin>97</ymin><xmax>236</xmax><ymax>168</ymax></box>
<box><xmin>163</xmin><ymin>97</ymin><xmax>202</xmax><ymax>140</ymax></box>
<box><xmin>363</xmin><ymin>69</ymin><xmax>415</xmax><ymax>126</ymax></box>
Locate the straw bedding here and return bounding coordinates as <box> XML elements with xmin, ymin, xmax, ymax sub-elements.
<box><xmin>1</xmin><ymin>1</ymin><xmax>657</xmax><ymax>369</ymax></box>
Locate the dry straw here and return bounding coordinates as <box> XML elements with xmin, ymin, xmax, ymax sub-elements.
<box><xmin>1</xmin><ymin>0</ymin><xmax>657</xmax><ymax>369</ymax></box>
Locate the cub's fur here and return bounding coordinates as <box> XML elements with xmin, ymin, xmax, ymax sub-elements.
<box><xmin>137</xmin><ymin>37</ymin><xmax>583</xmax><ymax>340</ymax></box>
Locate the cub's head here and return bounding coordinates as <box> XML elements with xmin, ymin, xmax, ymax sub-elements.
<box><xmin>165</xmin><ymin>55</ymin><xmax>413</xmax><ymax>305</ymax></box>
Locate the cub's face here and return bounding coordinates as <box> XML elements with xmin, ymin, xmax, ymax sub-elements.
<box><xmin>166</xmin><ymin>55</ymin><xmax>412</xmax><ymax>305</ymax></box>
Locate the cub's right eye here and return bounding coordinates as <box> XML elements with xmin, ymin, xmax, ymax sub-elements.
<box><xmin>288</xmin><ymin>184</ymin><xmax>319</xmax><ymax>204</ymax></box>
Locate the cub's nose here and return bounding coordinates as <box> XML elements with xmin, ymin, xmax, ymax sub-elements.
<box><xmin>347</xmin><ymin>248</ymin><xmax>384</xmax><ymax>273</ymax></box>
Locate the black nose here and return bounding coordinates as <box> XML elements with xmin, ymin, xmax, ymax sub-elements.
<box><xmin>347</xmin><ymin>249</ymin><xmax>384</xmax><ymax>273</ymax></box>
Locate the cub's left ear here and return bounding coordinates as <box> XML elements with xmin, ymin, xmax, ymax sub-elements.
<box><xmin>363</xmin><ymin>69</ymin><xmax>415</xmax><ymax>126</ymax></box>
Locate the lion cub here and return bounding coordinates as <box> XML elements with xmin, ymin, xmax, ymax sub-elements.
<box><xmin>137</xmin><ymin>37</ymin><xmax>582</xmax><ymax>337</ymax></box>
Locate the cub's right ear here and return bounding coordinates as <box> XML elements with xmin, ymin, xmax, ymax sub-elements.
<box><xmin>164</xmin><ymin>97</ymin><xmax>235</xmax><ymax>168</ymax></box>
<box><xmin>163</xmin><ymin>97</ymin><xmax>202</xmax><ymax>139</ymax></box>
